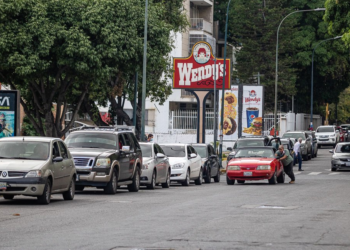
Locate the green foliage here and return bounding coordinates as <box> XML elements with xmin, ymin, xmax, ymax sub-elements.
<box><xmin>21</xmin><ymin>116</ymin><xmax>40</xmax><ymax>136</ymax></box>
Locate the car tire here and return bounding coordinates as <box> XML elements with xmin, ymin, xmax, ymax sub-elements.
<box><xmin>237</xmin><ymin>180</ymin><xmax>245</xmax><ymax>184</ymax></box>
<box><xmin>182</xmin><ymin>169</ymin><xmax>190</xmax><ymax>186</ymax></box>
<box><xmin>147</xmin><ymin>170</ymin><xmax>156</xmax><ymax>190</ymax></box>
<box><xmin>303</xmin><ymin>155</ymin><xmax>308</xmax><ymax>161</ymax></box>
<box><xmin>268</xmin><ymin>170</ymin><xmax>277</xmax><ymax>185</ymax></box>
<box><xmin>213</xmin><ymin>170</ymin><xmax>221</xmax><ymax>183</ymax></box>
<box><xmin>277</xmin><ymin>169</ymin><xmax>285</xmax><ymax>183</ymax></box>
<box><xmin>226</xmin><ymin>175</ymin><xmax>235</xmax><ymax>185</ymax></box>
<box><xmin>195</xmin><ymin>168</ymin><xmax>203</xmax><ymax>185</ymax></box>
<box><xmin>204</xmin><ymin>168</ymin><xmax>211</xmax><ymax>183</ymax></box>
<box><xmin>62</xmin><ymin>178</ymin><xmax>75</xmax><ymax>200</ymax></box>
<box><xmin>105</xmin><ymin>169</ymin><xmax>118</xmax><ymax>194</ymax></box>
<box><xmin>318</xmin><ymin>145</ymin><xmax>321</xmax><ymax>149</ymax></box>
<box><xmin>3</xmin><ymin>195</ymin><xmax>14</xmax><ymax>200</ymax></box>
<box><xmin>161</xmin><ymin>169</ymin><xmax>170</xmax><ymax>188</ymax></box>
<box><xmin>76</xmin><ymin>186</ymin><xmax>84</xmax><ymax>191</ymax></box>
<box><xmin>128</xmin><ymin>167</ymin><xmax>140</xmax><ymax>192</ymax></box>
<box><xmin>37</xmin><ymin>179</ymin><xmax>51</xmax><ymax>205</ymax></box>
<box><xmin>331</xmin><ymin>167</ymin><xmax>337</xmax><ymax>172</ymax></box>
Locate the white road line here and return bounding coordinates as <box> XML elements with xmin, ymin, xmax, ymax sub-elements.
<box><xmin>325</xmin><ymin>169</ymin><xmax>331</xmax><ymax>171</ymax></box>
<box><xmin>328</xmin><ymin>173</ymin><xmax>340</xmax><ymax>175</ymax></box>
<box><xmin>294</xmin><ymin>172</ymin><xmax>302</xmax><ymax>175</ymax></box>
<box><xmin>308</xmin><ymin>172</ymin><xmax>322</xmax><ymax>175</ymax></box>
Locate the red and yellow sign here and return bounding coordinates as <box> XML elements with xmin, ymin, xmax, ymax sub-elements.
<box><xmin>173</xmin><ymin>41</ymin><xmax>231</xmax><ymax>90</ymax></box>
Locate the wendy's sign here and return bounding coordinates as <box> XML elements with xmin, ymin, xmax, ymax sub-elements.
<box><xmin>173</xmin><ymin>41</ymin><xmax>230</xmax><ymax>90</ymax></box>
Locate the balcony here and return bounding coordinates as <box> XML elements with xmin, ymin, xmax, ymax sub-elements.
<box><xmin>190</xmin><ymin>0</ymin><xmax>213</xmax><ymax>6</ymax></box>
<box><xmin>190</xmin><ymin>18</ymin><xmax>213</xmax><ymax>34</ymax></box>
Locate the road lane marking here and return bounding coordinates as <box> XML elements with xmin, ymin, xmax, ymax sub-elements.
<box><xmin>294</xmin><ymin>172</ymin><xmax>302</xmax><ymax>175</ymax></box>
<box><xmin>329</xmin><ymin>173</ymin><xmax>340</xmax><ymax>175</ymax></box>
<box><xmin>308</xmin><ymin>172</ymin><xmax>322</xmax><ymax>175</ymax></box>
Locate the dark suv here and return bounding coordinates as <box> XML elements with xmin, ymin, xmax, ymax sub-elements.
<box><xmin>65</xmin><ymin>126</ymin><xmax>142</xmax><ymax>194</ymax></box>
<box><xmin>227</xmin><ymin>136</ymin><xmax>270</xmax><ymax>162</ymax></box>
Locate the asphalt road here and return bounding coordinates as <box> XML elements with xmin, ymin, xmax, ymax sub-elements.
<box><xmin>0</xmin><ymin>146</ymin><xmax>349</xmax><ymax>250</ymax></box>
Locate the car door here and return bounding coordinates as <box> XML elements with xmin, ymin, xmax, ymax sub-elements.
<box><xmin>189</xmin><ymin>146</ymin><xmax>201</xmax><ymax>178</ymax></box>
<box><xmin>118</xmin><ymin>134</ymin><xmax>130</xmax><ymax>180</ymax></box>
<box><xmin>58</xmin><ymin>141</ymin><xmax>74</xmax><ymax>188</ymax></box>
<box><xmin>124</xmin><ymin>133</ymin><xmax>136</xmax><ymax>179</ymax></box>
<box><xmin>208</xmin><ymin>145</ymin><xmax>219</xmax><ymax>177</ymax></box>
<box><xmin>51</xmin><ymin>141</ymin><xmax>64</xmax><ymax>190</ymax></box>
<box><xmin>154</xmin><ymin>144</ymin><xmax>167</xmax><ymax>182</ymax></box>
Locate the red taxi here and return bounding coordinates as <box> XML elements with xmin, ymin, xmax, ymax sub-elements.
<box><xmin>226</xmin><ymin>147</ymin><xmax>285</xmax><ymax>185</ymax></box>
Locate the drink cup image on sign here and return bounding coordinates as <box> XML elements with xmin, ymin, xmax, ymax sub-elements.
<box><xmin>246</xmin><ymin>107</ymin><xmax>259</xmax><ymax>127</ymax></box>
<box><xmin>243</xmin><ymin>117</ymin><xmax>263</xmax><ymax>135</ymax></box>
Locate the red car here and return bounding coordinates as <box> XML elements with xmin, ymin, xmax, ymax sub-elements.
<box><xmin>336</xmin><ymin>126</ymin><xmax>346</xmax><ymax>142</ymax></box>
<box><xmin>226</xmin><ymin>147</ymin><xmax>285</xmax><ymax>185</ymax></box>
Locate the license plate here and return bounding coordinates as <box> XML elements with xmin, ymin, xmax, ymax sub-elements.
<box><xmin>0</xmin><ymin>182</ymin><xmax>7</xmax><ymax>190</ymax></box>
<box><xmin>346</xmin><ymin>163</ymin><xmax>350</xmax><ymax>167</ymax></box>
<box><xmin>76</xmin><ymin>175</ymin><xmax>80</xmax><ymax>181</ymax></box>
<box><xmin>244</xmin><ymin>172</ymin><xmax>252</xmax><ymax>176</ymax></box>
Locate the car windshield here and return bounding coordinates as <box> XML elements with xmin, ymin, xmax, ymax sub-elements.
<box><xmin>235</xmin><ymin>140</ymin><xmax>264</xmax><ymax>148</ymax></box>
<box><xmin>65</xmin><ymin>133</ymin><xmax>117</xmax><ymax>150</ymax></box>
<box><xmin>282</xmin><ymin>133</ymin><xmax>305</xmax><ymax>140</ymax></box>
<box><xmin>335</xmin><ymin>144</ymin><xmax>350</xmax><ymax>153</ymax></box>
<box><xmin>161</xmin><ymin>145</ymin><xmax>186</xmax><ymax>157</ymax></box>
<box><xmin>192</xmin><ymin>146</ymin><xmax>207</xmax><ymax>158</ymax></box>
<box><xmin>140</xmin><ymin>144</ymin><xmax>152</xmax><ymax>158</ymax></box>
<box><xmin>235</xmin><ymin>148</ymin><xmax>274</xmax><ymax>158</ymax></box>
<box><xmin>316</xmin><ymin>127</ymin><xmax>334</xmax><ymax>133</ymax></box>
<box><xmin>0</xmin><ymin>141</ymin><xmax>50</xmax><ymax>160</ymax></box>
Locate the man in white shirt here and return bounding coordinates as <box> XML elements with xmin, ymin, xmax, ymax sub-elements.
<box><xmin>293</xmin><ymin>138</ymin><xmax>303</xmax><ymax>171</ymax></box>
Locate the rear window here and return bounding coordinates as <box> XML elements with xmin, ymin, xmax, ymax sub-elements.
<box><xmin>316</xmin><ymin>127</ymin><xmax>334</xmax><ymax>133</ymax></box>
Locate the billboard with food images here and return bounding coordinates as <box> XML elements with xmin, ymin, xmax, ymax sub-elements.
<box><xmin>0</xmin><ymin>90</ymin><xmax>20</xmax><ymax>138</ymax></box>
<box><xmin>219</xmin><ymin>85</ymin><xmax>239</xmax><ymax>140</ymax></box>
<box><xmin>242</xmin><ymin>86</ymin><xmax>264</xmax><ymax>136</ymax></box>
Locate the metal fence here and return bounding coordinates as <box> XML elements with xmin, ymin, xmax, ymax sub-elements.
<box><xmin>169</xmin><ymin>109</ymin><xmax>216</xmax><ymax>133</ymax></box>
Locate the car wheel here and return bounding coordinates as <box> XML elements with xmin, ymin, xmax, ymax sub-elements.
<box><xmin>182</xmin><ymin>169</ymin><xmax>190</xmax><ymax>186</ymax></box>
<box><xmin>213</xmin><ymin>170</ymin><xmax>221</xmax><ymax>183</ymax></box>
<box><xmin>62</xmin><ymin>178</ymin><xmax>75</xmax><ymax>200</ymax></box>
<box><xmin>128</xmin><ymin>167</ymin><xmax>140</xmax><ymax>192</ymax></box>
<box><xmin>226</xmin><ymin>175</ymin><xmax>235</xmax><ymax>185</ymax></box>
<box><xmin>105</xmin><ymin>169</ymin><xmax>118</xmax><ymax>194</ymax></box>
<box><xmin>303</xmin><ymin>155</ymin><xmax>308</xmax><ymax>161</ymax></box>
<box><xmin>147</xmin><ymin>170</ymin><xmax>156</xmax><ymax>190</ymax></box>
<box><xmin>195</xmin><ymin>168</ymin><xmax>203</xmax><ymax>185</ymax></box>
<box><xmin>318</xmin><ymin>144</ymin><xmax>321</xmax><ymax>149</ymax></box>
<box><xmin>331</xmin><ymin>167</ymin><xmax>337</xmax><ymax>172</ymax></box>
<box><xmin>204</xmin><ymin>168</ymin><xmax>211</xmax><ymax>183</ymax></box>
<box><xmin>76</xmin><ymin>186</ymin><xmax>84</xmax><ymax>191</ymax></box>
<box><xmin>37</xmin><ymin>179</ymin><xmax>51</xmax><ymax>205</ymax></box>
<box><xmin>161</xmin><ymin>169</ymin><xmax>170</xmax><ymax>188</ymax></box>
<box><xmin>277</xmin><ymin>169</ymin><xmax>285</xmax><ymax>183</ymax></box>
<box><xmin>3</xmin><ymin>195</ymin><xmax>14</xmax><ymax>200</ymax></box>
<box><xmin>268</xmin><ymin>170</ymin><xmax>277</xmax><ymax>185</ymax></box>
<box><xmin>237</xmin><ymin>180</ymin><xmax>245</xmax><ymax>184</ymax></box>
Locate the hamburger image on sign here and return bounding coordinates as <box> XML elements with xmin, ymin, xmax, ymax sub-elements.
<box><xmin>243</xmin><ymin>117</ymin><xmax>262</xmax><ymax>135</ymax></box>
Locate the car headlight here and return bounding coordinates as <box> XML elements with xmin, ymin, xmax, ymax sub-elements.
<box><xmin>330</xmin><ymin>134</ymin><xmax>335</xmax><ymax>137</ymax></box>
<box><xmin>95</xmin><ymin>158</ymin><xmax>111</xmax><ymax>168</ymax></box>
<box><xmin>172</xmin><ymin>163</ymin><xmax>185</xmax><ymax>169</ymax></box>
<box><xmin>25</xmin><ymin>170</ymin><xmax>42</xmax><ymax>178</ymax></box>
<box><xmin>257</xmin><ymin>165</ymin><xmax>271</xmax><ymax>170</ymax></box>
<box><xmin>227</xmin><ymin>165</ymin><xmax>240</xmax><ymax>170</ymax></box>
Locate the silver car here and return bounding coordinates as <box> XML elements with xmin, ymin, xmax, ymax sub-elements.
<box><xmin>0</xmin><ymin>137</ymin><xmax>76</xmax><ymax>204</ymax></box>
<box><xmin>329</xmin><ymin>142</ymin><xmax>350</xmax><ymax>171</ymax></box>
<box><xmin>281</xmin><ymin>131</ymin><xmax>312</xmax><ymax>161</ymax></box>
<box><xmin>139</xmin><ymin>143</ymin><xmax>171</xmax><ymax>189</ymax></box>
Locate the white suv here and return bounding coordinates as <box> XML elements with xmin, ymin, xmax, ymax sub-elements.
<box><xmin>315</xmin><ymin>126</ymin><xmax>340</xmax><ymax>148</ymax></box>
<box><xmin>159</xmin><ymin>143</ymin><xmax>202</xmax><ymax>186</ymax></box>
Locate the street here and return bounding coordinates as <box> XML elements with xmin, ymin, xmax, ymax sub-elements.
<box><xmin>0</xmin><ymin>146</ymin><xmax>349</xmax><ymax>250</ymax></box>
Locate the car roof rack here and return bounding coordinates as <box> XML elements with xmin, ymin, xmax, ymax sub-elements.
<box><xmin>69</xmin><ymin>125</ymin><xmax>134</xmax><ymax>133</ymax></box>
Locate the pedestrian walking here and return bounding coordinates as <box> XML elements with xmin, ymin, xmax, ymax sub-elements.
<box><xmin>293</xmin><ymin>138</ymin><xmax>303</xmax><ymax>171</ymax></box>
<box><xmin>276</xmin><ymin>145</ymin><xmax>295</xmax><ymax>184</ymax></box>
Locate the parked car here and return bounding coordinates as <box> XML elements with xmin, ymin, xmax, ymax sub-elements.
<box><xmin>226</xmin><ymin>147</ymin><xmax>284</xmax><ymax>185</ymax></box>
<box><xmin>329</xmin><ymin>142</ymin><xmax>350</xmax><ymax>171</ymax></box>
<box><xmin>305</xmin><ymin>131</ymin><xmax>318</xmax><ymax>157</ymax></box>
<box><xmin>65</xmin><ymin>126</ymin><xmax>142</xmax><ymax>194</ymax></box>
<box><xmin>336</xmin><ymin>126</ymin><xmax>346</xmax><ymax>142</ymax></box>
<box><xmin>0</xmin><ymin>137</ymin><xmax>76</xmax><ymax>204</ymax></box>
<box><xmin>340</xmin><ymin>124</ymin><xmax>350</xmax><ymax>142</ymax></box>
<box><xmin>159</xmin><ymin>143</ymin><xmax>202</xmax><ymax>186</ymax></box>
<box><xmin>315</xmin><ymin>125</ymin><xmax>340</xmax><ymax>148</ymax></box>
<box><xmin>227</xmin><ymin>136</ymin><xmax>270</xmax><ymax>162</ymax></box>
<box><xmin>139</xmin><ymin>142</ymin><xmax>171</xmax><ymax>189</ymax></box>
<box><xmin>282</xmin><ymin>131</ymin><xmax>312</xmax><ymax>160</ymax></box>
<box><xmin>191</xmin><ymin>143</ymin><xmax>220</xmax><ymax>183</ymax></box>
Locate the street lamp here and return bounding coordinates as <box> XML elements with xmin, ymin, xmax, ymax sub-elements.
<box><xmin>274</xmin><ymin>8</ymin><xmax>325</xmax><ymax>137</ymax></box>
<box><xmin>141</xmin><ymin>0</ymin><xmax>148</xmax><ymax>141</ymax></box>
<box><xmin>219</xmin><ymin>0</ymin><xmax>232</xmax><ymax>166</ymax></box>
<box><xmin>310</xmin><ymin>35</ymin><xmax>343</xmax><ymax>129</ymax></box>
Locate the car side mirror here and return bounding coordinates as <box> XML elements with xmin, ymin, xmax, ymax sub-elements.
<box><xmin>227</xmin><ymin>147</ymin><xmax>233</xmax><ymax>151</ymax></box>
<box><xmin>122</xmin><ymin>146</ymin><xmax>130</xmax><ymax>153</ymax></box>
<box><xmin>53</xmin><ymin>156</ymin><xmax>63</xmax><ymax>162</ymax></box>
<box><xmin>156</xmin><ymin>153</ymin><xmax>165</xmax><ymax>158</ymax></box>
<box><xmin>329</xmin><ymin>150</ymin><xmax>334</xmax><ymax>154</ymax></box>
<box><xmin>190</xmin><ymin>153</ymin><xmax>197</xmax><ymax>158</ymax></box>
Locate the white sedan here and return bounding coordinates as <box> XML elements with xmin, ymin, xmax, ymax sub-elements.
<box><xmin>159</xmin><ymin>143</ymin><xmax>202</xmax><ymax>186</ymax></box>
<box><xmin>139</xmin><ymin>143</ymin><xmax>171</xmax><ymax>189</ymax></box>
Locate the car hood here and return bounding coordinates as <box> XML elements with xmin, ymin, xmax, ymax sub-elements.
<box><xmin>0</xmin><ymin>159</ymin><xmax>47</xmax><ymax>171</ymax></box>
<box><xmin>229</xmin><ymin>158</ymin><xmax>274</xmax><ymax>165</ymax></box>
<box><xmin>68</xmin><ymin>148</ymin><xmax>117</xmax><ymax>158</ymax></box>
<box><xmin>168</xmin><ymin>157</ymin><xmax>187</xmax><ymax>165</ymax></box>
